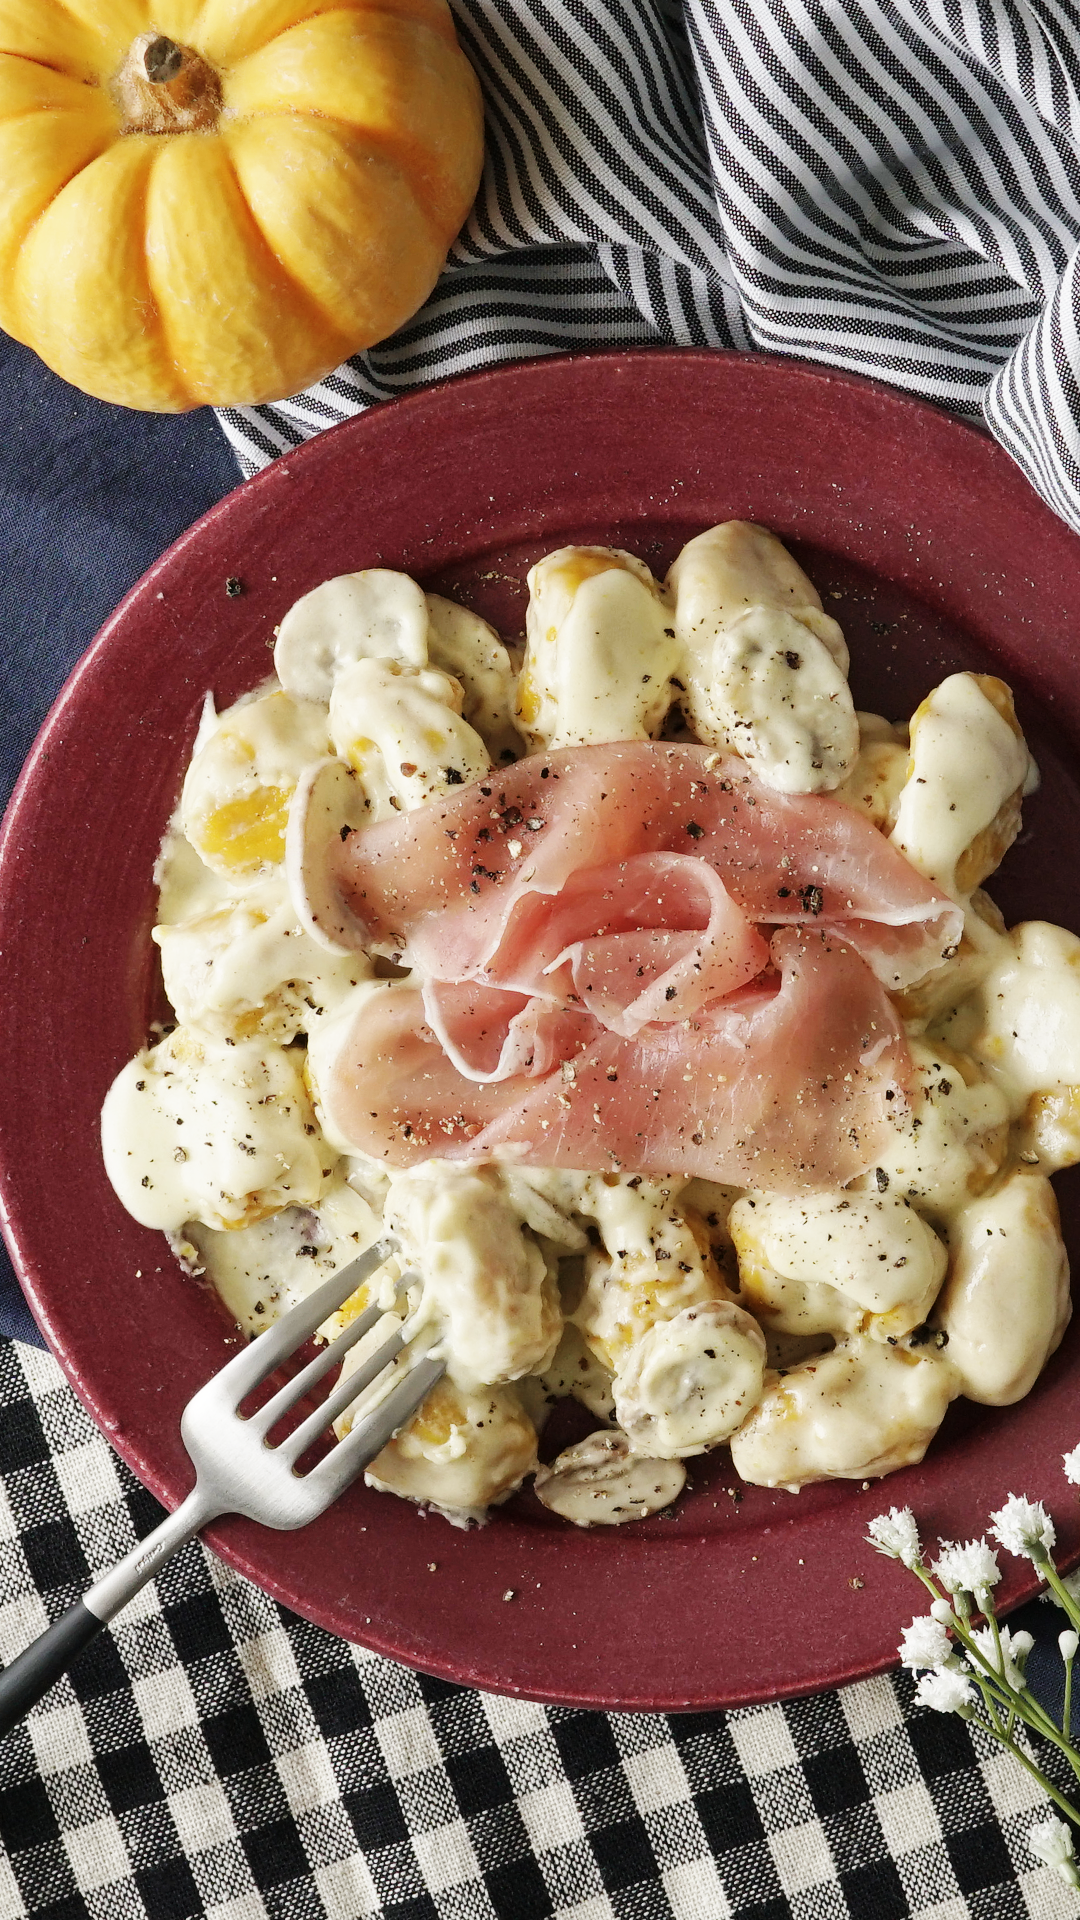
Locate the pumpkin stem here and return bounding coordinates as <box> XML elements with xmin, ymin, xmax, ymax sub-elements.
<box><xmin>113</xmin><ymin>30</ymin><xmax>222</xmax><ymax>135</ymax></box>
<box><xmin>143</xmin><ymin>36</ymin><xmax>183</xmax><ymax>85</ymax></box>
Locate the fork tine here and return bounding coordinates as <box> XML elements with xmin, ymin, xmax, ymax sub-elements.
<box><xmin>276</xmin><ymin>1326</ymin><xmax>409</xmax><ymax>1464</ymax></box>
<box><xmin>196</xmin><ymin>1237</ymin><xmax>397</xmax><ymax>1403</ymax></box>
<box><xmin>250</xmin><ymin>1298</ymin><xmax>390</xmax><ymax>1437</ymax></box>
<box><xmin>305</xmin><ymin>1354</ymin><xmax>447</xmax><ymax>1502</ymax></box>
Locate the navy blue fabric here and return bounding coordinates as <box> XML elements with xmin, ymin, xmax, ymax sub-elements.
<box><xmin>0</xmin><ymin>332</ymin><xmax>239</xmax><ymax>1345</ymax></box>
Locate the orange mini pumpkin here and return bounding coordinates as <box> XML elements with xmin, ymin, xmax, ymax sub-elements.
<box><xmin>0</xmin><ymin>0</ymin><xmax>484</xmax><ymax>410</ymax></box>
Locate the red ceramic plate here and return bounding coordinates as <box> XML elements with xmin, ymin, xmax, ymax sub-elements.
<box><xmin>3</xmin><ymin>350</ymin><xmax>1080</xmax><ymax>1712</ymax></box>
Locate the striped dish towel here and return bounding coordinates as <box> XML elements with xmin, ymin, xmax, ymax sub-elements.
<box><xmin>217</xmin><ymin>0</ymin><xmax>1080</xmax><ymax>535</ymax></box>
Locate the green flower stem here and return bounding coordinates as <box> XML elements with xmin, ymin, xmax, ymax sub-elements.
<box><xmin>970</xmin><ymin>1712</ymin><xmax>1080</xmax><ymax>1828</ymax></box>
<box><xmin>973</xmin><ymin>1672</ymin><xmax>1008</xmax><ymax>1743</ymax></box>
<box><xmin>964</xmin><ymin>1639</ymin><xmax>1080</xmax><ymax>1778</ymax></box>
<box><xmin>910</xmin><ymin>1562</ymin><xmax>1080</xmax><ymax>1780</ymax></box>
<box><xmin>929</xmin><ymin>1596</ymin><xmax>1080</xmax><ymax>1775</ymax></box>
<box><xmin>1066</xmin><ymin>1654</ymin><xmax>1075</xmax><ymax>1744</ymax></box>
<box><xmin>1034</xmin><ymin>1555</ymin><xmax>1080</xmax><ymax>1639</ymax></box>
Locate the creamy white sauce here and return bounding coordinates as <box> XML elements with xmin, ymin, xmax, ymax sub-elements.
<box><xmin>614</xmin><ymin>1301</ymin><xmax>767</xmax><ymax>1458</ymax></box>
<box><xmin>857</xmin><ymin>1036</ymin><xmax>1010</xmax><ymax>1219</ymax></box>
<box><xmin>517</xmin><ymin>548</ymin><xmax>680</xmax><ymax>749</ymax></box>
<box><xmin>426</xmin><ymin>594</ymin><xmax>522</xmax><ymax>766</ymax></box>
<box><xmin>933</xmin><ymin>1173</ymin><xmax>1070</xmax><ymax>1405</ymax></box>
<box><xmin>180</xmin><ymin>688</ymin><xmax>329</xmax><ymax>887</ymax></box>
<box><xmin>180</xmin><ymin>1178</ymin><xmax>382</xmax><ymax>1334</ymax></box>
<box><xmin>355</xmin><ymin>1376</ymin><xmax>538</xmax><ymax>1527</ymax></box>
<box><xmin>383</xmin><ymin>1161</ymin><xmax>562</xmax><ymax>1388</ymax></box>
<box><xmin>833</xmin><ymin>716</ymin><xmax>909</xmax><ymax>831</ymax></box>
<box><xmin>891</xmin><ymin>673</ymin><xmax>1034</xmax><ymax>899</ymax></box>
<box><xmin>100</xmin><ymin>529</ymin><xmax>1078</xmax><ymax>1523</ymax></box>
<box><xmin>730</xmin><ymin>1191</ymin><xmax>946</xmax><ymax>1342</ymax></box>
<box><xmin>668</xmin><ymin>521</ymin><xmax>858</xmax><ymax>793</ymax></box>
<box><xmin>101</xmin><ymin>1028</ymin><xmax>328</xmax><ymax>1232</ymax></box>
<box><xmin>329</xmin><ymin>658</ymin><xmax>490</xmax><ymax>817</ymax></box>
<box><xmin>971</xmin><ymin>921</ymin><xmax>1080</xmax><ymax>1108</ymax></box>
<box><xmin>729</xmin><ymin>1336</ymin><xmax>956</xmax><ymax>1489</ymax></box>
<box><xmin>274</xmin><ymin>568</ymin><xmax>430</xmax><ymax>702</ymax></box>
<box><xmin>154</xmin><ymin>886</ymin><xmax>369</xmax><ymax>1042</ymax></box>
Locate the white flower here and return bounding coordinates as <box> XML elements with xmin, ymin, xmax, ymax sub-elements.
<box><xmin>930</xmin><ymin>1598</ymin><xmax>955</xmax><ymax>1626</ymax></box>
<box><xmin>1063</xmin><ymin>1446</ymin><xmax>1080</xmax><ymax>1486</ymax></box>
<box><xmin>867</xmin><ymin>1507</ymin><xmax>922</xmax><ymax>1569</ymax></box>
<box><xmin>899</xmin><ymin>1615</ymin><xmax>953</xmax><ymax>1671</ymax></box>
<box><xmin>971</xmin><ymin>1624</ymin><xmax>1032</xmax><ymax>1691</ymax></box>
<box><xmin>933</xmin><ymin>1539</ymin><xmax>1001</xmax><ymax>1596</ymax></box>
<box><xmin>990</xmin><ymin>1495</ymin><xmax>1056</xmax><ymax>1561</ymax></box>
<box><xmin>1061</xmin><ymin>1631</ymin><xmax>1079</xmax><ymax>1662</ymax></box>
<box><xmin>915</xmin><ymin>1667</ymin><xmax>974</xmax><ymax>1715</ymax></box>
<box><xmin>1029</xmin><ymin>1815</ymin><xmax>1080</xmax><ymax>1887</ymax></box>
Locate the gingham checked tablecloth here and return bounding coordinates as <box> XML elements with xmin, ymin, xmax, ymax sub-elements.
<box><xmin>8</xmin><ymin>0</ymin><xmax>1080</xmax><ymax>1912</ymax></box>
<box><xmin>1</xmin><ymin>1333</ymin><xmax>1078</xmax><ymax>1920</ymax></box>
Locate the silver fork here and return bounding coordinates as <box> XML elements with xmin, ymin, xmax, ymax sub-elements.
<box><xmin>0</xmin><ymin>1236</ymin><xmax>443</xmax><ymax>1739</ymax></box>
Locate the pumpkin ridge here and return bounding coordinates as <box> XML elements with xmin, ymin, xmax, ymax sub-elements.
<box><xmin>218</xmin><ymin>136</ymin><xmax>358</xmax><ymax>363</ymax></box>
<box><xmin>232</xmin><ymin>106</ymin><xmax>454</xmax><ymax>249</ymax></box>
<box><xmin>147</xmin><ymin>135</ymin><xmax>353</xmax><ymax>404</ymax></box>
<box><xmin>220</xmin><ymin>7</ymin><xmax>482</xmax><ymax>211</ymax></box>
<box><xmin>0</xmin><ymin>49</ymin><xmax>113</xmax><ymax>111</ymax></box>
<box><xmin>0</xmin><ymin>0</ymin><xmax>110</xmax><ymax>84</ymax></box>
<box><xmin>0</xmin><ymin>114</ymin><xmax>115</xmax><ymax>254</ymax></box>
<box><xmin>11</xmin><ymin>137</ymin><xmax>189</xmax><ymax>408</ymax></box>
<box><xmin>0</xmin><ymin>85</ymin><xmax>118</xmax><ymax>339</ymax></box>
<box><xmin>0</xmin><ymin>54</ymin><xmax>100</xmax><ymax>85</ymax></box>
<box><xmin>232</xmin><ymin>157</ymin><xmax>383</xmax><ymax>360</ymax></box>
<box><xmin>228</xmin><ymin>115</ymin><xmax>448</xmax><ymax>339</ymax></box>
<box><xmin>193</xmin><ymin>0</ymin><xmax>353</xmax><ymax>69</ymax></box>
<box><xmin>356</xmin><ymin>0</ymin><xmax>460</xmax><ymax>45</ymax></box>
<box><xmin>134</xmin><ymin>140</ymin><xmax>195</xmax><ymax>402</ymax></box>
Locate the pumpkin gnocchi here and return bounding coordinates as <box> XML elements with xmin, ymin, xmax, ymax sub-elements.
<box><xmin>102</xmin><ymin>527</ymin><xmax>1078</xmax><ymax>1525</ymax></box>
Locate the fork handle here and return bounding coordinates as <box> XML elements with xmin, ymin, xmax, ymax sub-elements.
<box><xmin>0</xmin><ymin>1486</ymin><xmax>218</xmax><ymax>1739</ymax></box>
<box><xmin>0</xmin><ymin>1602</ymin><xmax>104</xmax><ymax>1740</ymax></box>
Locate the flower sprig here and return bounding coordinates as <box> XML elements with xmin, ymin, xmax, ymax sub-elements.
<box><xmin>868</xmin><ymin>1454</ymin><xmax>1080</xmax><ymax>1889</ymax></box>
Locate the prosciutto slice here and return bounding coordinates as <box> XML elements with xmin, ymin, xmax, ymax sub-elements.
<box><xmin>302</xmin><ymin>741</ymin><xmax>953</xmax><ymax>1189</ymax></box>
<box><xmin>318</xmin><ymin>932</ymin><xmax>909</xmax><ymax>1192</ymax></box>
<box><xmin>422</xmin><ymin>850</ymin><xmax>769</xmax><ymax>1077</ymax></box>
<box><xmin>329</xmin><ymin>743</ymin><xmax>961</xmax><ymax>997</ymax></box>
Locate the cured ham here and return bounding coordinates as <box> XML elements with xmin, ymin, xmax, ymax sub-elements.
<box><xmin>326</xmin><ymin>743</ymin><xmax>961</xmax><ymax>995</ymax></box>
<box><xmin>298</xmin><ymin>741</ymin><xmax>960</xmax><ymax>1190</ymax></box>
<box><xmin>315</xmin><ymin>932</ymin><xmax>910</xmax><ymax>1192</ymax></box>
<box><xmin>425</xmin><ymin>851</ymin><xmax>769</xmax><ymax>1078</ymax></box>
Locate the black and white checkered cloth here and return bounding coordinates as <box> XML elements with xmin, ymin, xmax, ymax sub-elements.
<box><xmin>2</xmin><ymin>1337</ymin><xmax>1077</xmax><ymax>1918</ymax></box>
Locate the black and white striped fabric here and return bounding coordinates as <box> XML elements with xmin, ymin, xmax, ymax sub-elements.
<box><xmin>2</xmin><ymin>1336</ymin><xmax>1076</xmax><ymax>1920</ymax></box>
<box><xmin>217</xmin><ymin>0</ymin><xmax>1080</xmax><ymax>538</ymax></box>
